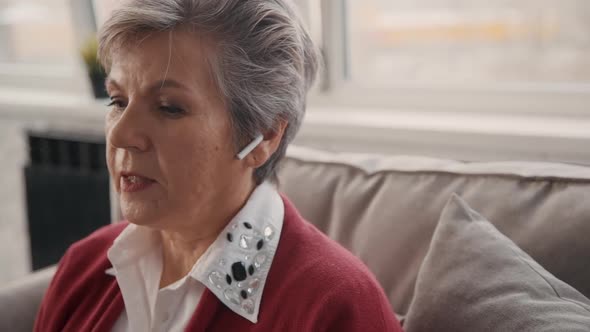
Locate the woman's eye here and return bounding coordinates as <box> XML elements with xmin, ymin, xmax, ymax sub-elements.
<box><xmin>159</xmin><ymin>105</ymin><xmax>186</xmax><ymax>116</ymax></box>
<box><xmin>106</xmin><ymin>99</ymin><xmax>126</xmax><ymax>110</ymax></box>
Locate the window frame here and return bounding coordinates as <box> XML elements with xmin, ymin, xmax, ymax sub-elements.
<box><xmin>295</xmin><ymin>0</ymin><xmax>590</xmax><ymax>165</ymax></box>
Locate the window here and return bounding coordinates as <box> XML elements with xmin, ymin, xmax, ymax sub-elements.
<box><xmin>0</xmin><ymin>0</ymin><xmax>76</xmax><ymax>65</ymax></box>
<box><xmin>0</xmin><ymin>0</ymin><xmax>97</xmax><ymax>92</ymax></box>
<box><xmin>92</xmin><ymin>0</ymin><xmax>118</xmax><ymax>28</ymax></box>
<box><xmin>315</xmin><ymin>0</ymin><xmax>590</xmax><ymax>113</ymax></box>
<box><xmin>347</xmin><ymin>0</ymin><xmax>590</xmax><ymax>86</ymax></box>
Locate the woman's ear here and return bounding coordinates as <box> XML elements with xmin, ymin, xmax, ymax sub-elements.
<box><xmin>244</xmin><ymin>120</ymin><xmax>288</xmax><ymax>169</ymax></box>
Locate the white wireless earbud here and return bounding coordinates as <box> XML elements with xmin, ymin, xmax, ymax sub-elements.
<box><xmin>236</xmin><ymin>134</ymin><xmax>264</xmax><ymax>160</ymax></box>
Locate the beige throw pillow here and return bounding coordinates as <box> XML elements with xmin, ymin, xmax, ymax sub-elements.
<box><xmin>404</xmin><ymin>194</ymin><xmax>590</xmax><ymax>332</ymax></box>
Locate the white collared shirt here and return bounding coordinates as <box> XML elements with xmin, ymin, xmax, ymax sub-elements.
<box><xmin>107</xmin><ymin>182</ymin><xmax>285</xmax><ymax>331</ymax></box>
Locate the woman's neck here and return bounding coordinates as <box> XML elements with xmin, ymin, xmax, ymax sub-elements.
<box><xmin>158</xmin><ymin>230</ymin><xmax>218</xmax><ymax>288</ymax></box>
<box><xmin>157</xmin><ymin>181</ymin><xmax>256</xmax><ymax>289</ymax></box>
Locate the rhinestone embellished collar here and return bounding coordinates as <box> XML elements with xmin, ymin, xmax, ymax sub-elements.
<box><xmin>190</xmin><ymin>181</ymin><xmax>284</xmax><ymax>323</ymax></box>
<box><xmin>106</xmin><ymin>181</ymin><xmax>284</xmax><ymax>323</ymax></box>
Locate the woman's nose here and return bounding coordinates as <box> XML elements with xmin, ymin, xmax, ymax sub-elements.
<box><xmin>106</xmin><ymin>103</ymin><xmax>151</xmax><ymax>152</ymax></box>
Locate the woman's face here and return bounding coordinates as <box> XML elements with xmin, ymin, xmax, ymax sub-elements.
<box><xmin>105</xmin><ymin>29</ymin><xmax>254</xmax><ymax>232</ymax></box>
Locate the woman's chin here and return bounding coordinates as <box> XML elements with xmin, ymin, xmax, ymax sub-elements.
<box><xmin>119</xmin><ymin>200</ymin><xmax>160</xmax><ymax>226</ymax></box>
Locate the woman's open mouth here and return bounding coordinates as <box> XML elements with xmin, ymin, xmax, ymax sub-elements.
<box><xmin>120</xmin><ymin>174</ymin><xmax>156</xmax><ymax>193</ymax></box>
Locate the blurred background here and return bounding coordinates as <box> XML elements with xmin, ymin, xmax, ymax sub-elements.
<box><xmin>1</xmin><ymin>0</ymin><xmax>590</xmax><ymax>283</ymax></box>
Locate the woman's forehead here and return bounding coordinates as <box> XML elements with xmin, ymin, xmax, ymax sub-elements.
<box><xmin>108</xmin><ymin>29</ymin><xmax>218</xmax><ymax>92</ymax></box>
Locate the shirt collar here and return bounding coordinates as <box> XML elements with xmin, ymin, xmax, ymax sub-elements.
<box><xmin>106</xmin><ymin>181</ymin><xmax>284</xmax><ymax>323</ymax></box>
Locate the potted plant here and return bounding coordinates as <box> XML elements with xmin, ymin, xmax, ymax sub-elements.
<box><xmin>80</xmin><ymin>36</ymin><xmax>108</xmax><ymax>99</ymax></box>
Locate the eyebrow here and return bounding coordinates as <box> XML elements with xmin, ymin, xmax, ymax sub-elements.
<box><xmin>105</xmin><ymin>77</ymin><xmax>190</xmax><ymax>93</ymax></box>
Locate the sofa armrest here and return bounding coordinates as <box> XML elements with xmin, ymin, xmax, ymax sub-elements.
<box><xmin>0</xmin><ymin>266</ymin><xmax>56</xmax><ymax>332</ymax></box>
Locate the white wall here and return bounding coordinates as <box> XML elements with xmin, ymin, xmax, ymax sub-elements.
<box><xmin>0</xmin><ymin>118</ymin><xmax>31</xmax><ymax>283</ymax></box>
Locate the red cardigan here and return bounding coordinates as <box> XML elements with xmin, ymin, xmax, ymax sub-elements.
<box><xmin>34</xmin><ymin>196</ymin><xmax>403</xmax><ymax>332</ymax></box>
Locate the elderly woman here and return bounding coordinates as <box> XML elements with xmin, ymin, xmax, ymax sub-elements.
<box><xmin>34</xmin><ymin>0</ymin><xmax>403</xmax><ymax>331</ymax></box>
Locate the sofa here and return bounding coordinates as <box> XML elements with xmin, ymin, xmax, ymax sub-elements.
<box><xmin>2</xmin><ymin>145</ymin><xmax>590</xmax><ymax>331</ymax></box>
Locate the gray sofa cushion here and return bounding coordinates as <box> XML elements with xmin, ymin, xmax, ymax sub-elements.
<box><xmin>278</xmin><ymin>146</ymin><xmax>590</xmax><ymax>315</ymax></box>
<box><xmin>404</xmin><ymin>195</ymin><xmax>590</xmax><ymax>332</ymax></box>
<box><xmin>0</xmin><ymin>265</ymin><xmax>56</xmax><ymax>332</ymax></box>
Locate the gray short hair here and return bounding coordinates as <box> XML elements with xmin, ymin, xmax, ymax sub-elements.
<box><xmin>98</xmin><ymin>0</ymin><xmax>320</xmax><ymax>184</ymax></box>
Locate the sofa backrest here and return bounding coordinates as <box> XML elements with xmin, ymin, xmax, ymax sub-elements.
<box><xmin>277</xmin><ymin>146</ymin><xmax>590</xmax><ymax>316</ymax></box>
